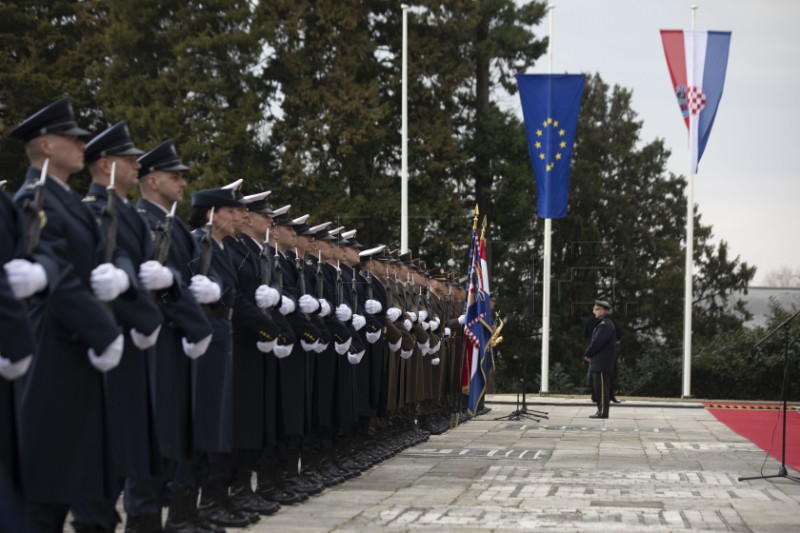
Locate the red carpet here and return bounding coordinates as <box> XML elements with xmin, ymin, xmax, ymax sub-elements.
<box><xmin>705</xmin><ymin>402</ymin><xmax>800</xmax><ymax>473</ymax></box>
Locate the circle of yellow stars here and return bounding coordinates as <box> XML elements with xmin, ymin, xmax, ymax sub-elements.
<box><xmin>534</xmin><ymin>117</ymin><xmax>568</xmax><ymax>172</ymax></box>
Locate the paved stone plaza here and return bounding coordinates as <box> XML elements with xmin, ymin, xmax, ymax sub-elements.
<box><xmin>247</xmin><ymin>396</ymin><xmax>800</xmax><ymax>532</ymax></box>
<box><xmin>69</xmin><ymin>396</ymin><xmax>800</xmax><ymax>532</ymax></box>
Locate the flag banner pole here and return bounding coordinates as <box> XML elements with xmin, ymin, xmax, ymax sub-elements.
<box><xmin>517</xmin><ymin>76</ymin><xmax>585</xmax><ymax>397</ymax></box>
<box><xmin>660</xmin><ymin>7</ymin><xmax>731</xmax><ymax>397</ymax></box>
<box><xmin>542</xmin><ymin>3</ymin><xmax>555</xmax><ymax>395</ymax></box>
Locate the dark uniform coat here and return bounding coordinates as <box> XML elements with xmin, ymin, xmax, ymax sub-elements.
<box><xmin>272</xmin><ymin>249</ymin><xmax>320</xmax><ymax>438</ymax></box>
<box><xmin>136</xmin><ymin>198</ymin><xmax>213</xmax><ymax>461</ymax></box>
<box><xmin>84</xmin><ymin>183</ymin><xmax>164</xmax><ymax>479</ymax></box>
<box><xmin>0</xmin><ymin>192</ymin><xmax>39</xmax><ymax>491</ymax></box>
<box><xmin>14</xmin><ymin>170</ymin><xmax>122</xmax><ymax>503</ymax></box>
<box><xmin>224</xmin><ymin>234</ymin><xmax>281</xmax><ymax>450</ymax></box>
<box><xmin>190</xmin><ymin>232</ymin><xmax>236</xmax><ymax>453</ymax></box>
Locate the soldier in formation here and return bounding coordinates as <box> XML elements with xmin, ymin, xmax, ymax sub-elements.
<box><xmin>1</xmin><ymin>97</ymin><xmax>479</xmax><ymax>533</ymax></box>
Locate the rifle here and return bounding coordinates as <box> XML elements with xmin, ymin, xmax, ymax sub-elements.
<box><xmin>295</xmin><ymin>247</ymin><xmax>309</xmax><ymax>318</ymax></box>
<box><xmin>274</xmin><ymin>244</ymin><xmax>283</xmax><ymax>291</ymax></box>
<box><xmin>350</xmin><ymin>267</ymin><xmax>359</xmax><ymax>316</ymax></box>
<box><xmin>259</xmin><ymin>226</ymin><xmax>272</xmax><ymax>286</ymax></box>
<box><xmin>100</xmin><ymin>162</ymin><xmax>118</xmax><ymax>264</ymax></box>
<box><xmin>315</xmin><ymin>250</ymin><xmax>324</xmax><ymax>300</ymax></box>
<box><xmin>383</xmin><ymin>263</ymin><xmax>393</xmax><ymax>309</ymax></box>
<box><xmin>21</xmin><ymin>158</ymin><xmax>49</xmax><ymax>257</ymax></box>
<box><xmin>335</xmin><ymin>259</ymin><xmax>343</xmax><ymax>309</ymax></box>
<box><xmin>153</xmin><ymin>201</ymin><xmax>177</xmax><ymax>265</ymax></box>
<box><xmin>364</xmin><ymin>268</ymin><xmax>374</xmax><ymax>303</ymax></box>
<box><xmin>197</xmin><ymin>207</ymin><xmax>214</xmax><ymax>276</ymax></box>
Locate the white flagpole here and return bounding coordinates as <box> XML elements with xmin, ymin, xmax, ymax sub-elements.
<box><xmin>540</xmin><ymin>3</ymin><xmax>555</xmax><ymax>395</ymax></box>
<box><xmin>682</xmin><ymin>4</ymin><xmax>698</xmax><ymax>399</ymax></box>
<box><xmin>401</xmin><ymin>4</ymin><xmax>409</xmax><ymax>253</ymax></box>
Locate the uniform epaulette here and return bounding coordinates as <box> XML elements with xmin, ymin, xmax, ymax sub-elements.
<box><xmin>82</xmin><ymin>195</ymin><xmax>97</xmax><ymax>203</ymax></box>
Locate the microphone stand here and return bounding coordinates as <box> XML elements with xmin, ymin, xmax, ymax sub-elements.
<box><xmin>739</xmin><ymin>309</ymin><xmax>800</xmax><ymax>483</ymax></box>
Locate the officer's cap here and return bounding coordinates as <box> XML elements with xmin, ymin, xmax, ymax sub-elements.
<box><xmin>191</xmin><ymin>187</ymin><xmax>244</xmax><ymax>208</ymax></box>
<box><xmin>137</xmin><ymin>139</ymin><xmax>190</xmax><ymax>178</ymax></box>
<box><xmin>221</xmin><ymin>178</ymin><xmax>244</xmax><ymax>200</ymax></box>
<box><xmin>337</xmin><ymin>229</ymin><xmax>363</xmax><ymax>249</ymax></box>
<box><xmin>594</xmin><ymin>299</ymin><xmax>612</xmax><ymax>310</ymax></box>
<box><xmin>302</xmin><ymin>221</ymin><xmax>330</xmax><ymax>238</ymax></box>
<box><xmin>270</xmin><ymin>204</ymin><xmax>290</xmax><ymax>219</ymax></box>
<box><xmin>290</xmin><ymin>214</ymin><xmax>311</xmax><ymax>234</ymax></box>
<box><xmin>242</xmin><ymin>191</ymin><xmax>273</xmax><ymax>215</ymax></box>
<box><xmin>10</xmin><ymin>97</ymin><xmax>91</xmax><ymax>143</ymax></box>
<box><xmin>359</xmin><ymin>244</ymin><xmax>386</xmax><ymax>261</ymax></box>
<box><xmin>85</xmin><ymin>121</ymin><xmax>143</xmax><ymax>164</ymax></box>
<box><xmin>271</xmin><ymin>205</ymin><xmax>297</xmax><ymax>226</ymax></box>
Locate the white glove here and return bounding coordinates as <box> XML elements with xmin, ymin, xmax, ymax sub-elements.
<box><xmin>257</xmin><ymin>339</ymin><xmax>276</xmax><ymax>353</ymax></box>
<box><xmin>334</xmin><ymin>337</ymin><xmax>352</xmax><ymax>354</ymax></box>
<box><xmin>138</xmin><ymin>260</ymin><xmax>174</xmax><ymax>290</ymax></box>
<box><xmin>347</xmin><ymin>350</ymin><xmax>365</xmax><ymax>365</ymax></box>
<box><xmin>335</xmin><ymin>303</ymin><xmax>352</xmax><ymax>322</ymax></box>
<box><xmin>366</xmin><ymin>330</ymin><xmax>381</xmax><ymax>344</ymax></box>
<box><xmin>430</xmin><ymin>340</ymin><xmax>441</xmax><ymax>353</ymax></box>
<box><xmin>4</xmin><ymin>258</ymin><xmax>47</xmax><ymax>299</ymax></box>
<box><xmin>319</xmin><ymin>298</ymin><xmax>332</xmax><ymax>317</ymax></box>
<box><xmin>352</xmin><ymin>314</ymin><xmax>366</xmax><ymax>331</ymax></box>
<box><xmin>421</xmin><ymin>320</ymin><xmax>430</xmax><ymax>331</ymax></box>
<box><xmin>444</xmin><ymin>326</ymin><xmax>452</xmax><ymax>337</ymax></box>
<box><xmin>400</xmin><ymin>348</ymin><xmax>413</xmax><ymax>359</ymax></box>
<box><xmin>417</xmin><ymin>340</ymin><xmax>430</xmax><ymax>355</ymax></box>
<box><xmin>402</xmin><ymin>319</ymin><xmax>412</xmax><ymax>331</ymax></box>
<box><xmin>88</xmin><ymin>334</ymin><xmax>124</xmax><ymax>372</ymax></box>
<box><xmin>298</xmin><ymin>294</ymin><xmax>320</xmax><ymax>314</ymax></box>
<box><xmin>314</xmin><ymin>341</ymin><xmax>328</xmax><ymax>353</ymax></box>
<box><xmin>300</xmin><ymin>339</ymin><xmax>316</xmax><ymax>352</ymax></box>
<box><xmin>182</xmin><ymin>334</ymin><xmax>212</xmax><ymax>359</ymax></box>
<box><xmin>386</xmin><ymin>307</ymin><xmax>402</xmax><ymax>322</ymax></box>
<box><xmin>388</xmin><ymin>338</ymin><xmax>401</xmax><ymax>352</ymax></box>
<box><xmin>273</xmin><ymin>343</ymin><xmax>293</xmax><ymax>358</ymax></box>
<box><xmin>279</xmin><ymin>295</ymin><xmax>296</xmax><ymax>315</ymax></box>
<box><xmin>430</xmin><ymin>317</ymin><xmax>441</xmax><ymax>331</ymax></box>
<box><xmin>431</xmin><ymin>357</ymin><xmax>441</xmax><ymax>366</ymax></box>
<box><xmin>418</xmin><ymin>309</ymin><xmax>428</xmax><ymax>321</ymax></box>
<box><xmin>0</xmin><ymin>354</ymin><xmax>32</xmax><ymax>381</ymax></box>
<box><xmin>407</xmin><ymin>311</ymin><xmax>417</xmax><ymax>323</ymax></box>
<box><xmin>457</xmin><ymin>314</ymin><xmax>466</xmax><ymax>326</ymax></box>
<box><xmin>130</xmin><ymin>324</ymin><xmax>161</xmax><ymax>350</ymax></box>
<box><xmin>255</xmin><ymin>284</ymin><xmax>281</xmax><ymax>309</ymax></box>
<box><xmin>189</xmin><ymin>275</ymin><xmax>221</xmax><ymax>304</ymax></box>
<box><xmin>365</xmin><ymin>299</ymin><xmax>382</xmax><ymax>314</ymax></box>
<box><xmin>91</xmin><ymin>263</ymin><xmax>130</xmax><ymax>302</ymax></box>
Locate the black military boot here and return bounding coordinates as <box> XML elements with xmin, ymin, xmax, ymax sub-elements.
<box><xmin>164</xmin><ymin>489</ymin><xmax>224</xmax><ymax>533</ymax></box>
<box><xmin>197</xmin><ymin>489</ymin><xmax>252</xmax><ymax>528</ymax></box>
<box><xmin>230</xmin><ymin>481</ymin><xmax>281</xmax><ymax>516</ymax></box>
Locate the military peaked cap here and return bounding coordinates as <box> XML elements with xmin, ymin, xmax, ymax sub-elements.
<box><xmin>85</xmin><ymin>121</ymin><xmax>144</xmax><ymax>164</ymax></box>
<box><xmin>137</xmin><ymin>139</ymin><xmax>189</xmax><ymax>178</ymax></box>
<box><xmin>10</xmin><ymin>97</ymin><xmax>91</xmax><ymax>143</ymax></box>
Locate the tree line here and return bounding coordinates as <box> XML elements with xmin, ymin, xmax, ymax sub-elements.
<box><xmin>3</xmin><ymin>0</ymin><xmax>787</xmax><ymax>399</ymax></box>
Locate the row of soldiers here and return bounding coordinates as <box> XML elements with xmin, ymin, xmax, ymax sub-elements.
<box><xmin>0</xmin><ymin>97</ymin><xmax>482</xmax><ymax>533</ymax></box>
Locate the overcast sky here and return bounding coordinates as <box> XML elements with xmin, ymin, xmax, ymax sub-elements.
<box><xmin>511</xmin><ymin>0</ymin><xmax>799</xmax><ymax>285</ymax></box>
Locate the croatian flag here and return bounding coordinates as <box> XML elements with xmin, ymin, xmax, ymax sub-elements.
<box><xmin>660</xmin><ymin>30</ymin><xmax>731</xmax><ymax>173</ymax></box>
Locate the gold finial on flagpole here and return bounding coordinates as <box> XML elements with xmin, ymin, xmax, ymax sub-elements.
<box><xmin>472</xmin><ymin>204</ymin><xmax>479</xmax><ymax>230</ymax></box>
<box><xmin>480</xmin><ymin>215</ymin><xmax>487</xmax><ymax>240</ymax></box>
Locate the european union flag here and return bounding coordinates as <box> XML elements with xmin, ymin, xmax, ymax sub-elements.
<box><xmin>516</xmin><ymin>74</ymin><xmax>586</xmax><ymax>219</ymax></box>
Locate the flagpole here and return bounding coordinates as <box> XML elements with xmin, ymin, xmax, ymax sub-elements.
<box><xmin>682</xmin><ymin>4</ymin><xmax>698</xmax><ymax>399</ymax></box>
<box><xmin>400</xmin><ymin>4</ymin><xmax>409</xmax><ymax>253</ymax></box>
<box><xmin>540</xmin><ymin>3</ymin><xmax>555</xmax><ymax>395</ymax></box>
